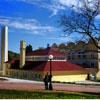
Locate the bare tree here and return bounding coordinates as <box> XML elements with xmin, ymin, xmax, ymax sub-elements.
<box><xmin>58</xmin><ymin>0</ymin><xmax>100</xmax><ymax>49</ymax></box>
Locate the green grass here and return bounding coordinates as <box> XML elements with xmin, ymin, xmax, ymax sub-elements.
<box><xmin>0</xmin><ymin>89</ymin><xmax>100</xmax><ymax>99</ymax></box>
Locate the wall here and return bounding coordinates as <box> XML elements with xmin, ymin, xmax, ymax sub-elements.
<box><xmin>52</xmin><ymin>74</ymin><xmax>87</xmax><ymax>82</ymax></box>
<box><xmin>6</xmin><ymin>68</ymin><xmax>89</xmax><ymax>82</ymax></box>
<box><xmin>5</xmin><ymin>65</ymin><xmax>43</xmax><ymax>81</ymax></box>
<box><xmin>5</xmin><ymin>63</ymin><xmax>98</xmax><ymax>82</ymax></box>
<box><xmin>96</xmin><ymin>43</ymin><xmax>100</xmax><ymax>79</ymax></box>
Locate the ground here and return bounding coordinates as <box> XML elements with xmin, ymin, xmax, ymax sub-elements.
<box><xmin>0</xmin><ymin>77</ymin><xmax>100</xmax><ymax>93</ymax></box>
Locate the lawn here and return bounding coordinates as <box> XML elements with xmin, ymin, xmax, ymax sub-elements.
<box><xmin>0</xmin><ymin>89</ymin><xmax>100</xmax><ymax>99</ymax></box>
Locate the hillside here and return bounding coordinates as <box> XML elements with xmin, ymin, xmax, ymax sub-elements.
<box><xmin>8</xmin><ymin>51</ymin><xmax>20</xmax><ymax>60</ymax></box>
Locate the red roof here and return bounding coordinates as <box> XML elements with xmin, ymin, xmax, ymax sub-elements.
<box><xmin>5</xmin><ymin>58</ymin><xmax>19</xmax><ymax>64</ymax></box>
<box><xmin>31</xmin><ymin>61</ymin><xmax>87</xmax><ymax>71</ymax></box>
<box><xmin>6</xmin><ymin>58</ymin><xmax>98</xmax><ymax>72</ymax></box>
<box><xmin>85</xmin><ymin>68</ymin><xmax>99</xmax><ymax>71</ymax></box>
<box><xmin>26</xmin><ymin>48</ymin><xmax>66</xmax><ymax>57</ymax></box>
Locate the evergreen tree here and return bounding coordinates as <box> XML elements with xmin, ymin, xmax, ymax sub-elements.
<box><xmin>38</xmin><ymin>47</ymin><xmax>44</xmax><ymax>50</ymax></box>
<box><xmin>26</xmin><ymin>44</ymin><xmax>33</xmax><ymax>53</ymax></box>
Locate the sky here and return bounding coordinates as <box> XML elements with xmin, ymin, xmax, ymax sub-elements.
<box><xmin>0</xmin><ymin>0</ymin><xmax>98</xmax><ymax>53</ymax></box>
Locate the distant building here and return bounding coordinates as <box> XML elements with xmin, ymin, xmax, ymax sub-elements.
<box><xmin>58</xmin><ymin>40</ymin><xmax>100</xmax><ymax>80</ymax></box>
<box><xmin>5</xmin><ymin>41</ymin><xmax>98</xmax><ymax>82</ymax></box>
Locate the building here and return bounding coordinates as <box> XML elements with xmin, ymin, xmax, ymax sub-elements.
<box><xmin>57</xmin><ymin>40</ymin><xmax>100</xmax><ymax>80</ymax></box>
<box><xmin>5</xmin><ymin>41</ymin><xmax>98</xmax><ymax>82</ymax></box>
<box><xmin>0</xmin><ymin>26</ymin><xmax>8</xmax><ymax>75</ymax></box>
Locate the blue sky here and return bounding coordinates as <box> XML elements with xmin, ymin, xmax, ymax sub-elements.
<box><xmin>0</xmin><ymin>0</ymin><xmax>98</xmax><ymax>53</ymax></box>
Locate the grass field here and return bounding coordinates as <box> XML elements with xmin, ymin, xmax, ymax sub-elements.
<box><xmin>0</xmin><ymin>89</ymin><xmax>100</xmax><ymax>99</ymax></box>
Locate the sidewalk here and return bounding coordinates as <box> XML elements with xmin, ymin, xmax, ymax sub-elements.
<box><xmin>75</xmin><ymin>80</ymin><xmax>100</xmax><ymax>85</ymax></box>
<box><xmin>0</xmin><ymin>76</ymin><xmax>43</xmax><ymax>83</ymax></box>
<box><xmin>1</xmin><ymin>76</ymin><xmax>100</xmax><ymax>85</ymax></box>
<box><xmin>0</xmin><ymin>76</ymin><xmax>100</xmax><ymax>93</ymax></box>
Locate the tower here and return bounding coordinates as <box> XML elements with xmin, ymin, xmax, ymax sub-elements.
<box><xmin>0</xmin><ymin>26</ymin><xmax>8</xmax><ymax>75</ymax></box>
<box><xmin>20</xmin><ymin>41</ymin><xmax>26</xmax><ymax>68</ymax></box>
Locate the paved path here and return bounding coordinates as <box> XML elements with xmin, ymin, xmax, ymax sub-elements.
<box><xmin>0</xmin><ymin>81</ymin><xmax>100</xmax><ymax>93</ymax></box>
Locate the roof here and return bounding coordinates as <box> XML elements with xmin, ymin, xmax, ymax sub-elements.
<box><xmin>31</xmin><ymin>61</ymin><xmax>87</xmax><ymax>71</ymax></box>
<box><xmin>26</xmin><ymin>48</ymin><xmax>66</xmax><ymax>57</ymax></box>
<box><xmin>9</xmin><ymin>60</ymin><xmax>92</xmax><ymax>72</ymax></box>
<box><xmin>5</xmin><ymin>58</ymin><xmax>19</xmax><ymax>64</ymax></box>
<box><xmin>6</xmin><ymin>58</ymin><xmax>98</xmax><ymax>72</ymax></box>
<box><xmin>85</xmin><ymin>68</ymin><xmax>99</xmax><ymax>71</ymax></box>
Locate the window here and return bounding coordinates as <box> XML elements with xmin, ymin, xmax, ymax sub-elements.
<box><xmin>90</xmin><ymin>63</ymin><xmax>95</xmax><ymax>68</ymax></box>
<box><xmin>10</xmin><ymin>71</ymin><xmax>11</xmax><ymax>76</ymax></box>
<box><xmin>38</xmin><ymin>74</ymin><xmax>41</xmax><ymax>79</ymax></box>
<box><xmin>6</xmin><ymin>71</ymin><xmax>8</xmax><ymax>75</ymax></box>
<box><xmin>32</xmin><ymin>57</ymin><xmax>34</xmax><ymax>60</ymax></box>
<box><xmin>6</xmin><ymin>64</ymin><xmax>8</xmax><ymax>68</ymax></box>
<box><xmin>68</xmin><ymin>53</ymin><xmax>70</xmax><ymax>56</ymax></box>
<box><xmin>90</xmin><ymin>54</ymin><xmax>94</xmax><ymax>59</ymax></box>
<box><xmin>16</xmin><ymin>72</ymin><xmax>18</xmax><ymax>77</ymax></box>
<box><xmin>53</xmin><ymin>56</ymin><xmax>57</xmax><ymax>60</ymax></box>
<box><xmin>53</xmin><ymin>56</ymin><xmax>66</xmax><ymax>60</ymax></box>
<box><xmin>11</xmin><ymin>71</ymin><xmax>13</xmax><ymax>76</ymax></box>
<box><xmin>78</xmin><ymin>52</ymin><xmax>81</xmax><ymax>59</ymax></box>
<box><xmin>68</xmin><ymin>56</ymin><xmax>71</xmax><ymax>60</ymax></box>
<box><xmin>44</xmin><ymin>57</ymin><xmax>48</xmax><ymax>60</ymax></box>
<box><xmin>23</xmin><ymin>72</ymin><xmax>27</xmax><ymax>78</ymax></box>
<box><xmin>83</xmin><ymin>55</ymin><xmax>85</xmax><ymax>59</ymax></box>
<box><xmin>82</xmin><ymin>63</ymin><xmax>86</xmax><ymax>67</ymax></box>
<box><xmin>72</xmin><ymin>53</ymin><xmax>75</xmax><ymax>59</ymax></box>
<box><xmin>31</xmin><ymin>72</ymin><xmax>34</xmax><ymax>79</ymax></box>
<box><xmin>35</xmin><ymin>73</ymin><xmax>37</xmax><ymax>79</ymax></box>
<box><xmin>76</xmin><ymin>63</ymin><xmax>81</xmax><ymax>65</ymax></box>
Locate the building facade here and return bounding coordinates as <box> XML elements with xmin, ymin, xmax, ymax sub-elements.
<box><xmin>57</xmin><ymin>40</ymin><xmax>100</xmax><ymax>79</ymax></box>
<box><xmin>5</xmin><ymin>41</ymin><xmax>98</xmax><ymax>82</ymax></box>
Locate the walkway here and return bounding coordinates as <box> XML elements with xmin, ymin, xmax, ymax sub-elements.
<box><xmin>0</xmin><ymin>78</ymin><xmax>100</xmax><ymax>93</ymax></box>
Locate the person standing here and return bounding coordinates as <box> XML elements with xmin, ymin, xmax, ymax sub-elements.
<box><xmin>44</xmin><ymin>73</ymin><xmax>49</xmax><ymax>90</ymax></box>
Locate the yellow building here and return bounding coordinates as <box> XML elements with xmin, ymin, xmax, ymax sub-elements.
<box><xmin>4</xmin><ymin>41</ymin><xmax>98</xmax><ymax>82</ymax></box>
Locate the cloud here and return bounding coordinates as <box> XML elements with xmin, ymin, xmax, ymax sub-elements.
<box><xmin>6</xmin><ymin>0</ymin><xmax>79</xmax><ymax>16</ymax></box>
<box><xmin>96</xmin><ymin>15</ymin><xmax>100</xmax><ymax>19</ymax></box>
<box><xmin>47</xmin><ymin>36</ymin><xmax>71</xmax><ymax>42</ymax></box>
<box><xmin>7</xmin><ymin>0</ymin><xmax>69</xmax><ymax>17</ymax></box>
<box><xmin>22</xmin><ymin>0</ymin><xmax>66</xmax><ymax>17</ymax></box>
<box><xmin>0</xmin><ymin>16</ymin><xmax>57</xmax><ymax>35</ymax></box>
<box><xmin>14</xmin><ymin>0</ymin><xmax>100</xmax><ymax>18</ymax></box>
<box><xmin>52</xmin><ymin>0</ymin><xmax>78</xmax><ymax>7</ymax></box>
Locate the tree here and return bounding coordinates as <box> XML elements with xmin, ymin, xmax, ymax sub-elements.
<box><xmin>52</xmin><ymin>43</ymin><xmax>58</xmax><ymax>48</ymax></box>
<box><xmin>8</xmin><ymin>51</ymin><xmax>19</xmax><ymax>60</ymax></box>
<box><xmin>58</xmin><ymin>0</ymin><xmax>100</xmax><ymax>49</ymax></box>
<box><xmin>59</xmin><ymin>43</ymin><xmax>66</xmax><ymax>49</ymax></box>
<box><xmin>38</xmin><ymin>47</ymin><xmax>44</xmax><ymax>50</ymax></box>
<box><xmin>26</xmin><ymin>44</ymin><xmax>33</xmax><ymax>53</ymax></box>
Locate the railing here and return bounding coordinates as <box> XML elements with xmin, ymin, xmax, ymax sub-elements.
<box><xmin>25</xmin><ymin>56</ymin><xmax>67</xmax><ymax>61</ymax></box>
<box><xmin>68</xmin><ymin>53</ymin><xmax>99</xmax><ymax>56</ymax></box>
<box><xmin>68</xmin><ymin>59</ymin><xmax>100</xmax><ymax>62</ymax></box>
